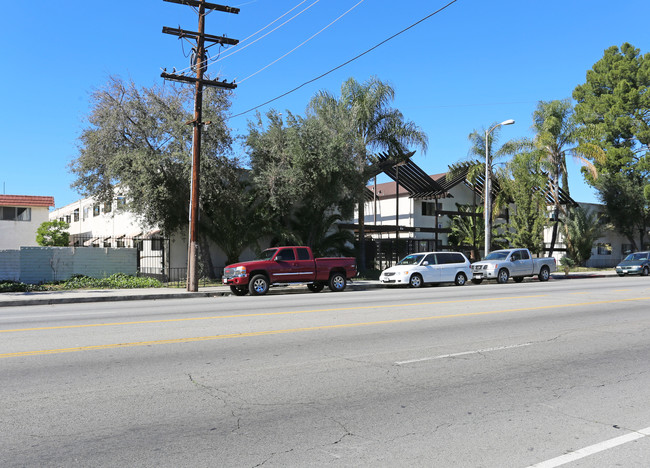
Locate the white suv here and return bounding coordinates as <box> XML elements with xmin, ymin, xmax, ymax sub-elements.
<box><xmin>379</xmin><ymin>252</ymin><xmax>472</xmax><ymax>288</ymax></box>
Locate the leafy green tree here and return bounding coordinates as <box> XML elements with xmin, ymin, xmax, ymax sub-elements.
<box><xmin>307</xmin><ymin>77</ymin><xmax>428</xmax><ymax>270</ymax></box>
<box><xmin>70</xmin><ymin>76</ymin><xmax>251</xmax><ymax>271</ymax></box>
<box><xmin>594</xmin><ymin>172</ymin><xmax>648</xmax><ymax>249</ymax></box>
<box><xmin>530</xmin><ymin>99</ymin><xmax>598</xmax><ymax>255</ymax></box>
<box><xmin>246</xmin><ymin>109</ymin><xmax>361</xmax><ymax>255</ymax></box>
<box><xmin>199</xmin><ymin>169</ymin><xmax>270</xmax><ymax>266</ymax></box>
<box><xmin>563</xmin><ymin>205</ymin><xmax>603</xmax><ymax>266</ymax></box>
<box><xmin>500</xmin><ymin>152</ymin><xmax>548</xmax><ymax>254</ymax></box>
<box><xmin>36</xmin><ymin>220</ymin><xmax>70</xmax><ymax>246</ymax></box>
<box><xmin>447</xmin><ymin>204</ymin><xmax>482</xmax><ymax>261</ymax></box>
<box><xmin>284</xmin><ymin>207</ymin><xmax>355</xmax><ymax>257</ymax></box>
<box><xmin>573</xmin><ymin>43</ymin><xmax>650</xmax><ymax>249</ymax></box>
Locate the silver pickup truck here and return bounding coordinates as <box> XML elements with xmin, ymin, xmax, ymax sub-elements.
<box><xmin>471</xmin><ymin>248</ymin><xmax>556</xmax><ymax>284</ymax></box>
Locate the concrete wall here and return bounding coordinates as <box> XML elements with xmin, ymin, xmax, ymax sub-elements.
<box><xmin>0</xmin><ymin>250</ymin><xmax>21</xmax><ymax>281</ymax></box>
<box><xmin>18</xmin><ymin>247</ymin><xmax>137</xmax><ymax>284</ymax></box>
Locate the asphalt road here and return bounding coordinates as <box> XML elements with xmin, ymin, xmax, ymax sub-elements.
<box><xmin>2</xmin><ymin>276</ymin><xmax>650</xmax><ymax>467</ymax></box>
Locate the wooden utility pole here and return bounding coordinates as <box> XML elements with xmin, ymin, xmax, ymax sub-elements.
<box><xmin>161</xmin><ymin>0</ymin><xmax>239</xmax><ymax>291</ymax></box>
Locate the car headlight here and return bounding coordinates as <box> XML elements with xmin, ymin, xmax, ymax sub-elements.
<box><xmin>234</xmin><ymin>266</ymin><xmax>247</xmax><ymax>277</ymax></box>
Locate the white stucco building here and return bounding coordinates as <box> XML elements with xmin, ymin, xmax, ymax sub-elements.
<box><xmin>0</xmin><ymin>195</ymin><xmax>55</xmax><ymax>250</ymax></box>
<box><xmin>49</xmin><ymin>195</ymin><xmax>251</xmax><ymax>280</ymax></box>
<box><xmin>353</xmin><ymin>158</ymin><xmax>636</xmax><ymax>269</ymax></box>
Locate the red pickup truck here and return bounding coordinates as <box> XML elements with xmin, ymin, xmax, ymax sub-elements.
<box><xmin>222</xmin><ymin>246</ymin><xmax>357</xmax><ymax>296</ymax></box>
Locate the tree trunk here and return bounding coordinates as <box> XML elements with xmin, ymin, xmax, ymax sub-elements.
<box><xmin>358</xmin><ymin>197</ymin><xmax>366</xmax><ymax>273</ymax></box>
<box><xmin>548</xmin><ymin>216</ymin><xmax>559</xmax><ymax>257</ymax></box>
<box><xmin>198</xmin><ymin>233</ymin><xmax>216</xmax><ymax>279</ymax></box>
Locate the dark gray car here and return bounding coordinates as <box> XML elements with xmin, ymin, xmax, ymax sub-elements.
<box><xmin>615</xmin><ymin>251</ymin><xmax>650</xmax><ymax>276</ymax></box>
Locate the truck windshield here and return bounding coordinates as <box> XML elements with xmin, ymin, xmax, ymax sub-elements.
<box><xmin>485</xmin><ymin>251</ymin><xmax>509</xmax><ymax>260</ymax></box>
<box><xmin>256</xmin><ymin>249</ymin><xmax>277</xmax><ymax>261</ymax></box>
<box><xmin>397</xmin><ymin>254</ymin><xmax>425</xmax><ymax>266</ymax></box>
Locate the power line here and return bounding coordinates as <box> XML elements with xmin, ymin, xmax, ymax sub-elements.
<box><xmin>238</xmin><ymin>0</ymin><xmax>366</xmax><ymax>84</ymax></box>
<box><xmin>209</xmin><ymin>0</ymin><xmax>322</xmax><ymax>67</ymax></box>
<box><xmin>229</xmin><ymin>0</ymin><xmax>459</xmax><ymax>119</ymax></box>
<box><xmin>172</xmin><ymin>0</ymin><xmax>320</xmax><ymax>77</ymax></box>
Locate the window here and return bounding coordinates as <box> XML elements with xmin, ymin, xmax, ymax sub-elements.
<box><xmin>449</xmin><ymin>253</ymin><xmax>466</xmax><ymax>264</ymax></box>
<box><xmin>597</xmin><ymin>243</ymin><xmax>612</xmax><ymax>255</ymax></box>
<box><xmin>117</xmin><ymin>197</ymin><xmax>126</xmax><ymax>208</ymax></box>
<box><xmin>421</xmin><ymin>201</ymin><xmax>442</xmax><ymax>216</ymax></box>
<box><xmin>621</xmin><ymin>244</ymin><xmax>633</xmax><ymax>255</ymax></box>
<box><xmin>93</xmin><ymin>204</ymin><xmax>101</xmax><ymax>217</ymax></box>
<box><xmin>1</xmin><ymin>207</ymin><xmax>31</xmax><ymax>221</ymax></box>
<box><xmin>83</xmin><ymin>206</ymin><xmax>91</xmax><ymax>220</ymax></box>
<box><xmin>134</xmin><ymin>240</ymin><xmax>143</xmax><ymax>252</ymax></box>
<box><xmin>275</xmin><ymin>249</ymin><xmax>295</xmax><ymax>261</ymax></box>
<box><xmin>436</xmin><ymin>253</ymin><xmax>465</xmax><ymax>264</ymax></box>
<box><xmin>104</xmin><ymin>202</ymin><xmax>112</xmax><ymax>213</ymax></box>
<box><xmin>520</xmin><ymin>250</ymin><xmax>530</xmax><ymax>260</ymax></box>
<box><xmin>65</xmin><ymin>215</ymin><xmax>71</xmax><ymax>223</ymax></box>
<box><xmin>73</xmin><ymin>208</ymin><xmax>79</xmax><ymax>222</ymax></box>
<box><xmin>424</xmin><ymin>253</ymin><xmax>437</xmax><ymax>265</ymax></box>
<box><xmin>151</xmin><ymin>238</ymin><xmax>163</xmax><ymax>251</ymax></box>
<box><xmin>297</xmin><ymin>248</ymin><xmax>311</xmax><ymax>260</ymax></box>
<box><xmin>103</xmin><ymin>240</ymin><xmax>111</xmax><ymax>248</ymax></box>
<box><xmin>116</xmin><ymin>239</ymin><xmax>125</xmax><ymax>248</ymax></box>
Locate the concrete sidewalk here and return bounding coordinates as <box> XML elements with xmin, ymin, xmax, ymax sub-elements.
<box><xmin>0</xmin><ymin>271</ymin><xmax>616</xmax><ymax>308</ymax></box>
<box><xmin>0</xmin><ymin>280</ymin><xmax>382</xmax><ymax>308</ymax></box>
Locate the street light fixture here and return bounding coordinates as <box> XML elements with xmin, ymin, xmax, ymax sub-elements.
<box><xmin>484</xmin><ymin>119</ymin><xmax>515</xmax><ymax>258</ymax></box>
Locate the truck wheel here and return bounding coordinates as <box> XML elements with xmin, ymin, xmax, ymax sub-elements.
<box><xmin>539</xmin><ymin>266</ymin><xmax>550</xmax><ymax>282</ymax></box>
<box><xmin>454</xmin><ymin>272</ymin><xmax>467</xmax><ymax>286</ymax></box>
<box><xmin>471</xmin><ymin>278</ymin><xmax>483</xmax><ymax>285</ymax></box>
<box><xmin>328</xmin><ymin>273</ymin><xmax>347</xmax><ymax>292</ymax></box>
<box><xmin>513</xmin><ymin>276</ymin><xmax>524</xmax><ymax>283</ymax></box>
<box><xmin>409</xmin><ymin>274</ymin><xmax>423</xmax><ymax>288</ymax></box>
<box><xmin>249</xmin><ymin>274</ymin><xmax>269</xmax><ymax>296</ymax></box>
<box><xmin>497</xmin><ymin>269</ymin><xmax>509</xmax><ymax>284</ymax></box>
<box><xmin>230</xmin><ymin>285</ymin><xmax>248</xmax><ymax>296</ymax></box>
<box><xmin>307</xmin><ymin>283</ymin><xmax>324</xmax><ymax>293</ymax></box>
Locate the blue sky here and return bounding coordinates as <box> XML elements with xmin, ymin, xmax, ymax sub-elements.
<box><xmin>2</xmin><ymin>0</ymin><xmax>648</xmax><ymax>209</ymax></box>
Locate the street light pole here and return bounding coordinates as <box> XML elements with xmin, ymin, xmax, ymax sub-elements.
<box><xmin>394</xmin><ymin>160</ymin><xmax>408</xmax><ymax>262</ymax></box>
<box><xmin>484</xmin><ymin>119</ymin><xmax>515</xmax><ymax>258</ymax></box>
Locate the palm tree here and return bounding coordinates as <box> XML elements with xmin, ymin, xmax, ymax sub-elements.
<box><xmin>447</xmin><ymin>204</ymin><xmax>483</xmax><ymax>261</ymax></box>
<box><xmin>563</xmin><ymin>205</ymin><xmax>603</xmax><ymax>266</ymax></box>
<box><xmin>531</xmin><ymin>99</ymin><xmax>597</xmax><ymax>256</ymax></box>
<box><xmin>308</xmin><ymin>77</ymin><xmax>428</xmax><ymax>271</ymax></box>
<box><xmin>451</xmin><ymin>124</ymin><xmax>519</xmax><ymax>254</ymax></box>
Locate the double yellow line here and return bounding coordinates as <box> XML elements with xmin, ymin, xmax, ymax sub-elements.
<box><xmin>2</xmin><ymin>295</ymin><xmax>648</xmax><ymax>359</ymax></box>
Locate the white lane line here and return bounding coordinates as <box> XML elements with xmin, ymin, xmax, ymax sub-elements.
<box><xmin>527</xmin><ymin>426</ymin><xmax>650</xmax><ymax>468</ymax></box>
<box><xmin>395</xmin><ymin>342</ymin><xmax>533</xmax><ymax>365</ymax></box>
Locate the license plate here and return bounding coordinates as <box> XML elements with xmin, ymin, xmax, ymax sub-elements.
<box><xmin>474</xmin><ymin>273</ymin><xmax>483</xmax><ymax>279</ymax></box>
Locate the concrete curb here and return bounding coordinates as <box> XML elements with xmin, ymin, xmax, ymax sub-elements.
<box><xmin>0</xmin><ymin>291</ymin><xmax>230</xmax><ymax>308</ymax></box>
<box><xmin>0</xmin><ymin>273</ymin><xmax>616</xmax><ymax>308</ymax></box>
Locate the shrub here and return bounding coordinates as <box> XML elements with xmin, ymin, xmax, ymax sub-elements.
<box><xmin>0</xmin><ymin>281</ymin><xmax>47</xmax><ymax>293</ymax></box>
<box><xmin>56</xmin><ymin>273</ymin><xmax>162</xmax><ymax>290</ymax></box>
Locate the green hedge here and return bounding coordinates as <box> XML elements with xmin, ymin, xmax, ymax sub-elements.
<box><xmin>54</xmin><ymin>273</ymin><xmax>162</xmax><ymax>290</ymax></box>
<box><xmin>0</xmin><ymin>274</ymin><xmax>162</xmax><ymax>293</ymax></box>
